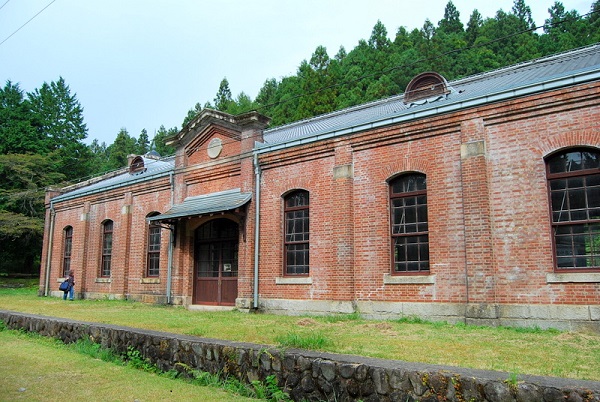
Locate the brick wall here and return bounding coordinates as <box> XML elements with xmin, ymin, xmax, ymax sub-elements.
<box><xmin>40</xmin><ymin>82</ymin><xmax>600</xmax><ymax>330</ymax></box>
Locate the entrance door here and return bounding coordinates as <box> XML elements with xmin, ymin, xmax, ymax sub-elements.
<box><xmin>194</xmin><ymin>219</ymin><xmax>239</xmax><ymax>306</ymax></box>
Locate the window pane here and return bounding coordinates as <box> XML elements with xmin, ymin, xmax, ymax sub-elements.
<box><xmin>101</xmin><ymin>221</ymin><xmax>113</xmax><ymax>277</ymax></box>
<box><xmin>391</xmin><ymin>174</ymin><xmax>426</xmax><ymax>194</ymax></box>
<box><xmin>550</xmin><ymin>179</ymin><xmax>567</xmax><ymax>190</ymax></box>
<box><xmin>390</xmin><ymin>174</ymin><xmax>429</xmax><ymax>273</ymax></box>
<box><xmin>551</xmin><ymin>190</ymin><xmax>567</xmax><ymax>212</ymax></box>
<box><xmin>587</xmin><ymin>187</ymin><xmax>600</xmax><ymax>208</ymax></box>
<box><xmin>567</xmin><ymin>177</ymin><xmax>584</xmax><ymax>189</ymax></box>
<box><xmin>284</xmin><ymin>190</ymin><xmax>310</xmax><ymax>275</ymax></box>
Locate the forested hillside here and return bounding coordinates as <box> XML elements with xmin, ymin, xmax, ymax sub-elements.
<box><xmin>1</xmin><ymin>0</ymin><xmax>598</xmax><ymax>274</ymax></box>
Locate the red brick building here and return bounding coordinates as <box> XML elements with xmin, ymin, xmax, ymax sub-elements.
<box><xmin>40</xmin><ymin>45</ymin><xmax>600</xmax><ymax>331</ymax></box>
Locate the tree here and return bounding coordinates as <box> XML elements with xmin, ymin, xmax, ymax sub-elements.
<box><xmin>88</xmin><ymin>139</ymin><xmax>110</xmax><ymax>175</ymax></box>
<box><xmin>588</xmin><ymin>1</ymin><xmax>600</xmax><ymax>43</ymax></box>
<box><xmin>183</xmin><ymin>102</ymin><xmax>203</xmax><ymax>127</ymax></box>
<box><xmin>540</xmin><ymin>2</ymin><xmax>586</xmax><ymax>54</ymax></box>
<box><xmin>368</xmin><ymin>20</ymin><xmax>391</xmax><ymax>50</ymax></box>
<box><xmin>438</xmin><ymin>1</ymin><xmax>464</xmax><ymax>34</ymax></box>
<box><xmin>0</xmin><ymin>153</ymin><xmax>65</xmax><ymax>274</ymax></box>
<box><xmin>28</xmin><ymin>77</ymin><xmax>88</xmax><ymax>152</ymax></box>
<box><xmin>227</xmin><ymin>92</ymin><xmax>255</xmax><ymax>115</ymax></box>
<box><xmin>255</xmin><ymin>78</ymin><xmax>279</xmax><ymax>116</ymax></box>
<box><xmin>296</xmin><ymin>46</ymin><xmax>338</xmax><ymax>119</ymax></box>
<box><xmin>27</xmin><ymin>77</ymin><xmax>91</xmax><ymax>181</ymax></box>
<box><xmin>465</xmin><ymin>9</ymin><xmax>483</xmax><ymax>45</ymax></box>
<box><xmin>512</xmin><ymin>0</ymin><xmax>535</xmax><ymax>30</ymax></box>
<box><xmin>151</xmin><ymin>125</ymin><xmax>177</xmax><ymax>157</ymax></box>
<box><xmin>0</xmin><ymin>81</ymin><xmax>40</xmax><ymax>155</ymax></box>
<box><xmin>136</xmin><ymin>128</ymin><xmax>150</xmax><ymax>155</ymax></box>
<box><xmin>214</xmin><ymin>78</ymin><xmax>233</xmax><ymax>111</ymax></box>
<box><xmin>105</xmin><ymin>128</ymin><xmax>136</xmax><ymax>170</ymax></box>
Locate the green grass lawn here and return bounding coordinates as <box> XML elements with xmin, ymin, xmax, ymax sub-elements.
<box><xmin>0</xmin><ymin>329</ymin><xmax>257</xmax><ymax>401</ymax></box>
<box><xmin>1</xmin><ymin>277</ymin><xmax>599</xmax><ymax>381</ymax></box>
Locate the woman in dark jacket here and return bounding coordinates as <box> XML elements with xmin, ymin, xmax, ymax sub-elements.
<box><xmin>63</xmin><ymin>270</ymin><xmax>75</xmax><ymax>301</ymax></box>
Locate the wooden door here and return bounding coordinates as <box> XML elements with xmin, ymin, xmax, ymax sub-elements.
<box><xmin>194</xmin><ymin>219</ymin><xmax>238</xmax><ymax>306</ymax></box>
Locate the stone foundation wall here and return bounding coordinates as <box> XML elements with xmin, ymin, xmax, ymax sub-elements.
<box><xmin>237</xmin><ymin>298</ymin><xmax>600</xmax><ymax>333</ymax></box>
<box><xmin>1</xmin><ymin>310</ymin><xmax>599</xmax><ymax>402</ymax></box>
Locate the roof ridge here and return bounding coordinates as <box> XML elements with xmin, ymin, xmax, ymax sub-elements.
<box><xmin>265</xmin><ymin>44</ymin><xmax>600</xmax><ymax>137</ymax></box>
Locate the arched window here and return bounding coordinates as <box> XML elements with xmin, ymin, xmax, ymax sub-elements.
<box><xmin>62</xmin><ymin>226</ymin><xmax>73</xmax><ymax>277</ymax></box>
<box><xmin>284</xmin><ymin>190</ymin><xmax>309</xmax><ymax>275</ymax></box>
<box><xmin>390</xmin><ymin>173</ymin><xmax>429</xmax><ymax>273</ymax></box>
<box><xmin>146</xmin><ymin>213</ymin><xmax>161</xmax><ymax>277</ymax></box>
<box><xmin>547</xmin><ymin>148</ymin><xmax>600</xmax><ymax>270</ymax></box>
<box><xmin>101</xmin><ymin>220</ymin><xmax>113</xmax><ymax>277</ymax></box>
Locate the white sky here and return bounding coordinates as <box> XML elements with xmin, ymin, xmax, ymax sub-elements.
<box><xmin>0</xmin><ymin>0</ymin><xmax>593</xmax><ymax>145</ymax></box>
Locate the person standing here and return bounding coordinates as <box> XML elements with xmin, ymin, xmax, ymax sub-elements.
<box><xmin>63</xmin><ymin>270</ymin><xmax>75</xmax><ymax>301</ymax></box>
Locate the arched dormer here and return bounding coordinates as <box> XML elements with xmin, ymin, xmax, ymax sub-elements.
<box><xmin>129</xmin><ymin>155</ymin><xmax>146</xmax><ymax>175</ymax></box>
<box><xmin>403</xmin><ymin>72</ymin><xmax>451</xmax><ymax>104</ymax></box>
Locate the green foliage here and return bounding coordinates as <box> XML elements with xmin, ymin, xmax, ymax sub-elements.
<box><xmin>396</xmin><ymin>315</ymin><xmax>427</xmax><ymax>324</ymax></box>
<box><xmin>0</xmin><ymin>81</ymin><xmax>40</xmax><ymax>155</ymax></box>
<box><xmin>214</xmin><ymin>77</ymin><xmax>234</xmax><ymax>112</ymax></box>
<box><xmin>251</xmin><ymin>375</ymin><xmax>291</xmax><ymax>402</ymax></box>
<box><xmin>136</xmin><ymin>128</ymin><xmax>150</xmax><ymax>155</ymax></box>
<box><xmin>125</xmin><ymin>346</ymin><xmax>160</xmax><ymax>373</ymax></box>
<box><xmin>151</xmin><ymin>125</ymin><xmax>177</xmax><ymax>157</ymax></box>
<box><xmin>319</xmin><ymin>312</ymin><xmax>361</xmax><ymax>323</ymax></box>
<box><xmin>275</xmin><ymin>331</ymin><xmax>332</xmax><ymax>350</ymax></box>
<box><xmin>72</xmin><ymin>337</ymin><xmax>122</xmax><ymax>364</ymax></box>
<box><xmin>0</xmin><ymin>153</ymin><xmax>66</xmax><ymax>274</ymax></box>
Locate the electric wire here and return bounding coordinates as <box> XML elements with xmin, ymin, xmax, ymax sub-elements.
<box><xmin>0</xmin><ymin>1</ymin><xmax>11</xmax><ymax>11</ymax></box>
<box><xmin>175</xmin><ymin>10</ymin><xmax>600</xmax><ymax>161</ymax></box>
<box><xmin>0</xmin><ymin>0</ymin><xmax>56</xmax><ymax>47</ymax></box>
<box><xmin>46</xmin><ymin>8</ymin><xmax>600</xmax><ymax>186</ymax></box>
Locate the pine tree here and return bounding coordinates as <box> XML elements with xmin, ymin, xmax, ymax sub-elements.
<box><xmin>0</xmin><ymin>81</ymin><xmax>41</xmax><ymax>154</ymax></box>
<box><xmin>214</xmin><ymin>78</ymin><xmax>233</xmax><ymax>111</ymax></box>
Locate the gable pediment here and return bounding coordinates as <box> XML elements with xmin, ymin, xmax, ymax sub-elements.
<box><xmin>184</xmin><ymin>124</ymin><xmax>241</xmax><ymax>159</ymax></box>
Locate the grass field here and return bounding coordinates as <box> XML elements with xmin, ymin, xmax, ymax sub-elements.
<box><xmin>0</xmin><ymin>328</ymin><xmax>259</xmax><ymax>401</ymax></box>
<box><xmin>1</xmin><ymin>277</ymin><xmax>599</xmax><ymax>382</ymax></box>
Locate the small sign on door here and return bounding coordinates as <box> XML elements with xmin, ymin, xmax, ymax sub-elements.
<box><xmin>223</xmin><ymin>263</ymin><xmax>232</xmax><ymax>272</ymax></box>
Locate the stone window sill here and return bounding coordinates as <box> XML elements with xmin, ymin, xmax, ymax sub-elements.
<box><xmin>546</xmin><ymin>272</ymin><xmax>600</xmax><ymax>283</ymax></box>
<box><xmin>141</xmin><ymin>278</ymin><xmax>160</xmax><ymax>284</ymax></box>
<box><xmin>276</xmin><ymin>277</ymin><xmax>312</xmax><ymax>285</ymax></box>
<box><xmin>383</xmin><ymin>273</ymin><xmax>436</xmax><ymax>285</ymax></box>
<box><xmin>95</xmin><ymin>278</ymin><xmax>111</xmax><ymax>283</ymax></box>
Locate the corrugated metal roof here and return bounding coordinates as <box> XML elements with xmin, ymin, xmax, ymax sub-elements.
<box><xmin>261</xmin><ymin>45</ymin><xmax>600</xmax><ymax>147</ymax></box>
<box><xmin>51</xmin><ymin>46</ymin><xmax>600</xmax><ymax>204</ymax></box>
<box><xmin>52</xmin><ymin>156</ymin><xmax>175</xmax><ymax>202</ymax></box>
<box><xmin>148</xmin><ymin>189</ymin><xmax>252</xmax><ymax>222</ymax></box>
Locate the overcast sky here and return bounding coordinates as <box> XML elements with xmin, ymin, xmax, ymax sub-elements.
<box><xmin>0</xmin><ymin>0</ymin><xmax>593</xmax><ymax>146</ymax></box>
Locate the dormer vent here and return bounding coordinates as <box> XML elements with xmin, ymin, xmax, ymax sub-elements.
<box><xmin>129</xmin><ymin>155</ymin><xmax>146</xmax><ymax>175</ymax></box>
<box><xmin>404</xmin><ymin>72</ymin><xmax>451</xmax><ymax>104</ymax></box>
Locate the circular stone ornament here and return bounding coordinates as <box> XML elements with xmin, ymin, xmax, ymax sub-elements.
<box><xmin>207</xmin><ymin>137</ymin><xmax>223</xmax><ymax>158</ymax></box>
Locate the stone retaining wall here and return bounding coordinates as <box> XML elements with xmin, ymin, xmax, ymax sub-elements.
<box><xmin>1</xmin><ymin>310</ymin><xmax>599</xmax><ymax>402</ymax></box>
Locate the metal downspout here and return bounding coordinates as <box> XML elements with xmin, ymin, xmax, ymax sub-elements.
<box><xmin>166</xmin><ymin>171</ymin><xmax>175</xmax><ymax>304</ymax></box>
<box><xmin>253</xmin><ymin>154</ymin><xmax>261</xmax><ymax>309</ymax></box>
<box><xmin>166</xmin><ymin>226</ymin><xmax>174</xmax><ymax>304</ymax></box>
<box><xmin>43</xmin><ymin>201</ymin><xmax>55</xmax><ymax>296</ymax></box>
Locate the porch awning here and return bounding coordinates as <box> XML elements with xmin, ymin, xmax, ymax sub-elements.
<box><xmin>148</xmin><ymin>188</ymin><xmax>252</xmax><ymax>223</ymax></box>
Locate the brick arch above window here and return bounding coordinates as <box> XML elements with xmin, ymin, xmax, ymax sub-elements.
<box><xmin>386</xmin><ymin>170</ymin><xmax>427</xmax><ymax>185</ymax></box>
<box><xmin>281</xmin><ymin>187</ymin><xmax>310</xmax><ymax>199</ymax></box>
<box><xmin>379</xmin><ymin>159</ymin><xmax>431</xmax><ymax>184</ymax></box>
<box><xmin>537</xmin><ymin>130</ymin><xmax>600</xmax><ymax>159</ymax></box>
